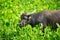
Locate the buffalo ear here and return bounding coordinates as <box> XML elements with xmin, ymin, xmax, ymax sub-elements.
<box><xmin>20</xmin><ymin>12</ymin><xmax>27</xmax><ymax>17</ymax></box>
<box><xmin>21</xmin><ymin>14</ymin><xmax>26</xmax><ymax>18</ymax></box>
<box><xmin>21</xmin><ymin>14</ymin><xmax>25</xmax><ymax>16</ymax></box>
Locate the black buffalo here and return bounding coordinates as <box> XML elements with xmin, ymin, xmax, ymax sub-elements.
<box><xmin>20</xmin><ymin>10</ymin><xmax>60</xmax><ymax>32</ymax></box>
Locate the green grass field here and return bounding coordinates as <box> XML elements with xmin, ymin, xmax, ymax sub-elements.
<box><xmin>0</xmin><ymin>0</ymin><xmax>60</xmax><ymax>40</ymax></box>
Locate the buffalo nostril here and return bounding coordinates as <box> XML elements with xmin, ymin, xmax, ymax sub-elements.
<box><xmin>20</xmin><ymin>24</ymin><xmax>23</xmax><ymax>27</ymax></box>
<box><xmin>20</xmin><ymin>24</ymin><xmax>21</xmax><ymax>26</ymax></box>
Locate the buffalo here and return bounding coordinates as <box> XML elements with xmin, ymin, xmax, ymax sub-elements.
<box><xmin>20</xmin><ymin>10</ymin><xmax>60</xmax><ymax>33</ymax></box>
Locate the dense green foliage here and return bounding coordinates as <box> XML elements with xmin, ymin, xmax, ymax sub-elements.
<box><xmin>0</xmin><ymin>0</ymin><xmax>60</xmax><ymax>40</ymax></box>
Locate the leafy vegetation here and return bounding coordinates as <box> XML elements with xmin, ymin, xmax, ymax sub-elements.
<box><xmin>0</xmin><ymin>0</ymin><xmax>60</xmax><ymax>40</ymax></box>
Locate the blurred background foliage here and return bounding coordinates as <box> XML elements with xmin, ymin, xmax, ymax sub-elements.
<box><xmin>0</xmin><ymin>0</ymin><xmax>60</xmax><ymax>40</ymax></box>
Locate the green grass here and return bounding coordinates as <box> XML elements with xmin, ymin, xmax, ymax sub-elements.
<box><xmin>0</xmin><ymin>0</ymin><xmax>60</xmax><ymax>40</ymax></box>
